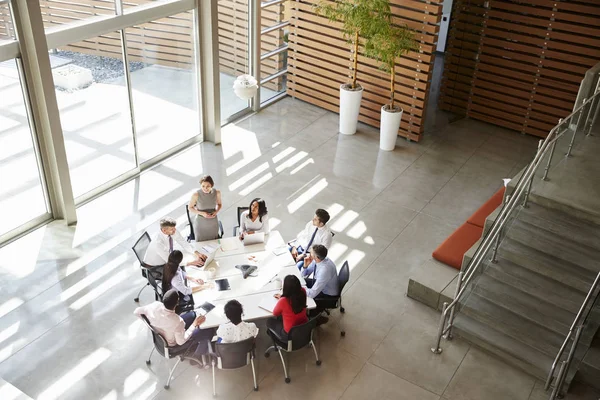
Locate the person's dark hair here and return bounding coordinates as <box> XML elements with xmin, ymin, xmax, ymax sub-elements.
<box><xmin>160</xmin><ymin>217</ymin><xmax>177</xmax><ymax>229</ymax></box>
<box><xmin>163</xmin><ymin>289</ymin><xmax>180</xmax><ymax>311</ymax></box>
<box><xmin>200</xmin><ymin>175</ymin><xmax>215</xmax><ymax>187</ymax></box>
<box><xmin>249</xmin><ymin>198</ymin><xmax>268</xmax><ymax>222</ymax></box>
<box><xmin>311</xmin><ymin>244</ymin><xmax>328</xmax><ymax>261</ymax></box>
<box><xmin>224</xmin><ymin>300</ymin><xmax>243</xmax><ymax>325</ymax></box>
<box><xmin>282</xmin><ymin>275</ymin><xmax>306</xmax><ymax>314</ymax></box>
<box><xmin>162</xmin><ymin>250</ymin><xmax>183</xmax><ymax>293</ymax></box>
<box><xmin>315</xmin><ymin>208</ymin><xmax>330</xmax><ymax>225</ymax></box>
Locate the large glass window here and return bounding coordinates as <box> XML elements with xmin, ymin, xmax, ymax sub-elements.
<box><xmin>260</xmin><ymin>0</ymin><xmax>289</xmax><ymax>104</ymax></box>
<box><xmin>125</xmin><ymin>11</ymin><xmax>200</xmax><ymax>163</ymax></box>
<box><xmin>40</xmin><ymin>0</ymin><xmax>117</xmax><ymax>30</ymax></box>
<box><xmin>218</xmin><ymin>0</ymin><xmax>250</xmax><ymax>123</ymax></box>
<box><xmin>0</xmin><ymin>59</ymin><xmax>49</xmax><ymax>237</ymax></box>
<box><xmin>52</xmin><ymin>32</ymin><xmax>137</xmax><ymax>198</ymax></box>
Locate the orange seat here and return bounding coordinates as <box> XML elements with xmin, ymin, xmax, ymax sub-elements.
<box><xmin>432</xmin><ymin>222</ymin><xmax>483</xmax><ymax>270</ymax></box>
<box><xmin>467</xmin><ymin>187</ymin><xmax>506</xmax><ymax>228</ymax></box>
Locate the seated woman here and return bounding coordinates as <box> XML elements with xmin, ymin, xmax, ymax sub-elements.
<box><xmin>188</xmin><ymin>175</ymin><xmax>222</xmax><ymax>241</ymax></box>
<box><xmin>216</xmin><ymin>300</ymin><xmax>259</xmax><ymax>343</ymax></box>
<box><xmin>162</xmin><ymin>250</ymin><xmax>205</xmax><ymax>313</ymax></box>
<box><xmin>267</xmin><ymin>275</ymin><xmax>308</xmax><ymax>340</ymax></box>
<box><xmin>239</xmin><ymin>198</ymin><xmax>270</xmax><ymax>239</ymax></box>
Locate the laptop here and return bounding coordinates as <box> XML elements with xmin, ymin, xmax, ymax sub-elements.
<box><xmin>203</xmin><ymin>248</ymin><xmax>217</xmax><ymax>268</ymax></box>
<box><xmin>243</xmin><ymin>231</ymin><xmax>265</xmax><ymax>246</ymax></box>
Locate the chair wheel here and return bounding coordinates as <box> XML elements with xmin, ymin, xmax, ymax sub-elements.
<box><xmin>134</xmin><ymin>297</ymin><xmax>139</xmax><ymax>302</ymax></box>
<box><xmin>164</xmin><ymin>385</ymin><xmax>170</xmax><ymax>389</ymax></box>
<box><xmin>341</xmin><ymin>331</ymin><xmax>346</xmax><ymax>337</ymax></box>
<box><xmin>316</xmin><ymin>360</ymin><xmax>322</xmax><ymax>366</ymax></box>
<box><xmin>340</xmin><ymin>307</ymin><xmax>345</xmax><ymax>313</ymax></box>
<box><xmin>145</xmin><ymin>360</ymin><xmax>151</xmax><ymax>365</ymax></box>
<box><xmin>264</xmin><ymin>352</ymin><xmax>270</xmax><ymax>358</ymax></box>
<box><xmin>285</xmin><ymin>377</ymin><xmax>291</xmax><ymax>384</ymax></box>
<box><xmin>254</xmin><ymin>386</ymin><xmax>259</xmax><ymax>391</ymax></box>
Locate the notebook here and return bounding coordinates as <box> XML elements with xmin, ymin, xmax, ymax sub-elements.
<box><xmin>243</xmin><ymin>232</ymin><xmax>265</xmax><ymax>245</ymax></box>
<box><xmin>258</xmin><ymin>294</ymin><xmax>279</xmax><ymax>313</ymax></box>
<box><xmin>219</xmin><ymin>237</ymin><xmax>240</xmax><ymax>252</ymax></box>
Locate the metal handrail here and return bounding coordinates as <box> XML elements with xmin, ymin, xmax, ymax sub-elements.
<box><xmin>431</xmin><ymin>88</ymin><xmax>600</xmax><ymax>355</ymax></box>
<box><xmin>546</xmin><ymin>272</ymin><xmax>600</xmax><ymax>395</ymax></box>
<box><xmin>261</xmin><ymin>21</ymin><xmax>290</xmax><ymax>35</ymax></box>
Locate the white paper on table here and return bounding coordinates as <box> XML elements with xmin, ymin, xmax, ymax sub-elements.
<box><xmin>201</xmin><ymin>244</ymin><xmax>218</xmax><ymax>254</ymax></box>
<box><xmin>272</xmin><ymin>246</ymin><xmax>288</xmax><ymax>256</ymax></box>
<box><xmin>258</xmin><ymin>294</ymin><xmax>279</xmax><ymax>313</ymax></box>
<box><xmin>219</xmin><ymin>237</ymin><xmax>241</xmax><ymax>252</ymax></box>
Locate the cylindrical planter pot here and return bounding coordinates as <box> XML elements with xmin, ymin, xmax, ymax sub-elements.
<box><xmin>380</xmin><ymin>105</ymin><xmax>403</xmax><ymax>151</ymax></box>
<box><xmin>339</xmin><ymin>84</ymin><xmax>363</xmax><ymax>135</ymax></box>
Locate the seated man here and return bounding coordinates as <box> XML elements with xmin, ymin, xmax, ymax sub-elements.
<box><xmin>301</xmin><ymin>244</ymin><xmax>339</xmax><ymax>323</ymax></box>
<box><xmin>216</xmin><ymin>300</ymin><xmax>259</xmax><ymax>343</ymax></box>
<box><xmin>134</xmin><ymin>289</ymin><xmax>215</xmax><ymax>366</ymax></box>
<box><xmin>145</xmin><ymin>217</ymin><xmax>207</xmax><ymax>267</ymax></box>
<box><xmin>289</xmin><ymin>209</ymin><xmax>333</xmax><ymax>270</ymax></box>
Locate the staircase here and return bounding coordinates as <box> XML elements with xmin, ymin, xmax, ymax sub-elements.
<box><xmin>452</xmin><ymin>202</ymin><xmax>600</xmax><ymax>390</ymax></box>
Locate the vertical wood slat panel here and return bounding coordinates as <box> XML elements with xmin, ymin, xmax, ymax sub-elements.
<box><xmin>439</xmin><ymin>0</ymin><xmax>600</xmax><ymax>138</ymax></box>
<box><xmin>287</xmin><ymin>0</ymin><xmax>443</xmax><ymax>142</ymax></box>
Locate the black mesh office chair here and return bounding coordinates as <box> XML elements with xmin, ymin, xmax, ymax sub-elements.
<box><xmin>316</xmin><ymin>261</ymin><xmax>350</xmax><ymax>336</ymax></box>
<box><xmin>208</xmin><ymin>337</ymin><xmax>258</xmax><ymax>396</ymax></box>
<box><xmin>264</xmin><ymin>317</ymin><xmax>320</xmax><ymax>383</ymax></box>
<box><xmin>232</xmin><ymin>207</ymin><xmax>249</xmax><ymax>236</ymax></box>
<box><xmin>186</xmin><ymin>204</ymin><xmax>224</xmax><ymax>241</ymax></box>
<box><xmin>140</xmin><ymin>315</ymin><xmax>191</xmax><ymax>389</ymax></box>
<box><xmin>132</xmin><ymin>232</ymin><xmax>165</xmax><ymax>302</ymax></box>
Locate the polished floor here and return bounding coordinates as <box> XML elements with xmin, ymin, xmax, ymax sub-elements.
<box><xmin>1</xmin><ymin>96</ymin><xmax>599</xmax><ymax>400</ymax></box>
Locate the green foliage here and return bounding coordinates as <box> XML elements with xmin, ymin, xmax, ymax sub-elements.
<box><xmin>314</xmin><ymin>0</ymin><xmax>392</xmax><ymax>45</ymax></box>
<box><xmin>365</xmin><ymin>24</ymin><xmax>418</xmax><ymax>73</ymax></box>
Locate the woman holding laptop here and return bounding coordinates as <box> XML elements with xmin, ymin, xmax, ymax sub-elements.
<box><xmin>239</xmin><ymin>198</ymin><xmax>270</xmax><ymax>239</ymax></box>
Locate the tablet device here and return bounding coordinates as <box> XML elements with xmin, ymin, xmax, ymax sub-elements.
<box><xmin>214</xmin><ymin>278</ymin><xmax>231</xmax><ymax>291</ymax></box>
<box><xmin>196</xmin><ymin>301</ymin><xmax>215</xmax><ymax>314</ymax></box>
<box><xmin>243</xmin><ymin>232</ymin><xmax>265</xmax><ymax>245</ymax></box>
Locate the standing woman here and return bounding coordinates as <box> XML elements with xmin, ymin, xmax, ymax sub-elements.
<box><xmin>189</xmin><ymin>175</ymin><xmax>222</xmax><ymax>241</ymax></box>
<box><xmin>239</xmin><ymin>198</ymin><xmax>270</xmax><ymax>239</ymax></box>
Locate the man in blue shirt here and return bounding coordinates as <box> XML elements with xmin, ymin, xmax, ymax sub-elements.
<box><xmin>301</xmin><ymin>244</ymin><xmax>339</xmax><ymax>324</ymax></box>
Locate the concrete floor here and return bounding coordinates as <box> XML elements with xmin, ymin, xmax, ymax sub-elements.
<box><xmin>4</xmin><ymin>96</ymin><xmax>599</xmax><ymax>399</ymax></box>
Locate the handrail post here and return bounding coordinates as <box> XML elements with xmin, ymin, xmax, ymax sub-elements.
<box><xmin>444</xmin><ymin>272</ymin><xmax>463</xmax><ymax>340</ymax></box>
<box><xmin>431</xmin><ymin>302</ymin><xmax>448</xmax><ymax>354</ymax></box>
<box><xmin>523</xmin><ymin>141</ymin><xmax>542</xmax><ymax>208</ymax></box>
<box><xmin>566</xmin><ymin>100</ymin><xmax>585</xmax><ymax>157</ymax></box>
<box><xmin>490</xmin><ymin>231</ymin><xmax>500</xmax><ymax>263</ymax></box>
<box><xmin>549</xmin><ymin>360</ymin><xmax>567</xmax><ymax>400</ymax></box>
<box><xmin>587</xmin><ymin>95</ymin><xmax>599</xmax><ymax>137</ymax></box>
<box><xmin>542</xmin><ymin>137</ymin><xmax>558</xmax><ymax>181</ymax></box>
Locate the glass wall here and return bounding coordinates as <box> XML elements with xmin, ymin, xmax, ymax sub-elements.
<box><xmin>52</xmin><ymin>32</ymin><xmax>137</xmax><ymax>198</ymax></box>
<box><xmin>0</xmin><ymin>59</ymin><xmax>49</xmax><ymax>237</ymax></box>
<box><xmin>125</xmin><ymin>11</ymin><xmax>200</xmax><ymax>163</ymax></box>
<box><xmin>260</xmin><ymin>0</ymin><xmax>289</xmax><ymax>104</ymax></box>
<box><xmin>40</xmin><ymin>0</ymin><xmax>117</xmax><ymax>29</ymax></box>
<box><xmin>218</xmin><ymin>0</ymin><xmax>250</xmax><ymax>123</ymax></box>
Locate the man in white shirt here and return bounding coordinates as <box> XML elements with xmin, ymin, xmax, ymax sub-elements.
<box><xmin>216</xmin><ymin>300</ymin><xmax>259</xmax><ymax>343</ymax></box>
<box><xmin>301</xmin><ymin>244</ymin><xmax>339</xmax><ymax>324</ymax></box>
<box><xmin>289</xmin><ymin>209</ymin><xmax>333</xmax><ymax>270</ymax></box>
<box><xmin>134</xmin><ymin>289</ymin><xmax>215</xmax><ymax>363</ymax></box>
<box><xmin>144</xmin><ymin>217</ymin><xmax>207</xmax><ymax>267</ymax></box>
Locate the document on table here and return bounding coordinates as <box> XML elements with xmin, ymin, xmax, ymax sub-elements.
<box><xmin>258</xmin><ymin>294</ymin><xmax>279</xmax><ymax>313</ymax></box>
<box><xmin>272</xmin><ymin>246</ymin><xmax>288</xmax><ymax>256</ymax></box>
<box><xmin>201</xmin><ymin>244</ymin><xmax>218</xmax><ymax>254</ymax></box>
<box><xmin>219</xmin><ymin>237</ymin><xmax>241</xmax><ymax>252</ymax></box>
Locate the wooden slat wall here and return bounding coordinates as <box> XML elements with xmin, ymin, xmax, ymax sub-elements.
<box><xmin>287</xmin><ymin>0</ymin><xmax>443</xmax><ymax>142</ymax></box>
<box><xmin>0</xmin><ymin>2</ymin><xmax>14</xmax><ymax>40</ymax></box>
<box><xmin>38</xmin><ymin>0</ymin><xmax>287</xmax><ymax>91</ymax></box>
<box><xmin>440</xmin><ymin>0</ymin><xmax>600</xmax><ymax>138</ymax></box>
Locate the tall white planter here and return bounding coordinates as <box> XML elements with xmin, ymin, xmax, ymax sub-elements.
<box><xmin>380</xmin><ymin>105</ymin><xmax>403</xmax><ymax>151</ymax></box>
<box><xmin>339</xmin><ymin>84</ymin><xmax>363</xmax><ymax>135</ymax></box>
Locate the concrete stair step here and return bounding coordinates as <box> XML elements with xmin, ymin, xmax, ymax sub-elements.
<box><xmin>487</xmin><ymin>257</ymin><xmax>586</xmax><ymax>315</ymax></box>
<box><xmin>507</xmin><ymin>219</ymin><xmax>600</xmax><ymax>274</ymax></box>
<box><xmin>519</xmin><ymin>203</ymin><xmax>600</xmax><ymax>252</ymax></box>
<box><xmin>577</xmin><ymin>345</ymin><xmax>600</xmax><ymax>390</ymax></box>
<box><xmin>500</xmin><ymin>238</ymin><xmax>596</xmax><ymax>294</ymax></box>
<box><xmin>453</xmin><ymin>313</ymin><xmax>552</xmax><ymax>381</ymax></box>
<box><xmin>463</xmin><ymin>288</ymin><xmax>563</xmax><ymax>357</ymax></box>
<box><xmin>479</xmin><ymin>267</ymin><xmax>577</xmax><ymax>334</ymax></box>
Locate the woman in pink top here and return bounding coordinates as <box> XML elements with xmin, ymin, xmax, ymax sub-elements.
<box><xmin>267</xmin><ymin>275</ymin><xmax>308</xmax><ymax>340</ymax></box>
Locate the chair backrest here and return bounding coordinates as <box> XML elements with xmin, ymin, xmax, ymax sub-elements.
<box><xmin>214</xmin><ymin>337</ymin><xmax>255</xmax><ymax>369</ymax></box>
<box><xmin>132</xmin><ymin>232</ymin><xmax>152</xmax><ymax>266</ymax></box>
<box><xmin>140</xmin><ymin>314</ymin><xmax>170</xmax><ymax>358</ymax></box>
<box><xmin>147</xmin><ymin>268</ymin><xmax>163</xmax><ymax>299</ymax></box>
<box><xmin>338</xmin><ymin>261</ymin><xmax>350</xmax><ymax>294</ymax></box>
<box><xmin>218</xmin><ymin>220</ymin><xmax>224</xmax><ymax>239</ymax></box>
<box><xmin>237</xmin><ymin>207</ymin><xmax>249</xmax><ymax>227</ymax></box>
<box><xmin>287</xmin><ymin>317</ymin><xmax>318</xmax><ymax>351</ymax></box>
<box><xmin>185</xmin><ymin>205</ymin><xmax>195</xmax><ymax>242</ymax></box>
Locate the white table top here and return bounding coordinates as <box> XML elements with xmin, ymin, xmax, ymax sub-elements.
<box><xmin>188</xmin><ymin>231</ymin><xmax>314</xmax><ymax>329</ymax></box>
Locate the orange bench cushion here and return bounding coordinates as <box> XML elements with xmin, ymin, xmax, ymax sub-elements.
<box><xmin>432</xmin><ymin>222</ymin><xmax>483</xmax><ymax>270</ymax></box>
<box><xmin>467</xmin><ymin>187</ymin><xmax>506</xmax><ymax>228</ymax></box>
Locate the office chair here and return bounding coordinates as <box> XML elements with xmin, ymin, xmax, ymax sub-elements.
<box><xmin>132</xmin><ymin>232</ymin><xmax>165</xmax><ymax>302</ymax></box>
<box><xmin>208</xmin><ymin>337</ymin><xmax>258</xmax><ymax>396</ymax></box>
<box><xmin>140</xmin><ymin>315</ymin><xmax>191</xmax><ymax>389</ymax></box>
<box><xmin>316</xmin><ymin>261</ymin><xmax>350</xmax><ymax>336</ymax></box>
<box><xmin>186</xmin><ymin>204</ymin><xmax>225</xmax><ymax>241</ymax></box>
<box><xmin>265</xmin><ymin>317</ymin><xmax>320</xmax><ymax>383</ymax></box>
<box><xmin>232</xmin><ymin>206</ymin><xmax>249</xmax><ymax>236</ymax></box>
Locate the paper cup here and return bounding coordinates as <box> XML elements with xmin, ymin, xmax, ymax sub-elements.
<box><xmin>205</xmin><ymin>267</ymin><xmax>216</xmax><ymax>279</ymax></box>
<box><xmin>274</xmin><ymin>278</ymin><xmax>282</xmax><ymax>290</ymax></box>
